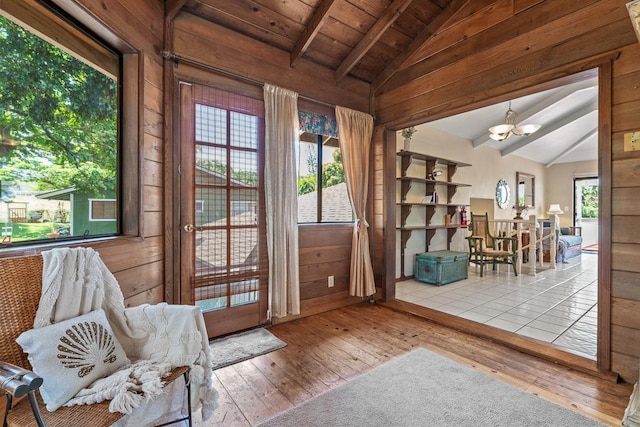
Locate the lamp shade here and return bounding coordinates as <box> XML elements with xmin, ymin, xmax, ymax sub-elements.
<box><xmin>547</xmin><ymin>204</ymin><xmax>564</xmax><ymax>214</ymax></box>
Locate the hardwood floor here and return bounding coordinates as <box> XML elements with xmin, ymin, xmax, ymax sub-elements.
<box><xmin>197</xmin><ymin>303</ymin><xmax>633</xmax><ymax>426</ymax></box>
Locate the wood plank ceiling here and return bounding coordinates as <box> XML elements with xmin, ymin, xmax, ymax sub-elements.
<box><xmin>176</xmin><ymin>0</ymin><xmax>632</xmax><ymax>164</ymax></box>
<box><xmin>181</xmin><ymin>0</ymin><xmax>469</xmax><ymax>90</ymax></box>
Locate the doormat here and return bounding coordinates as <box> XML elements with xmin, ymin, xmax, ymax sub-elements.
<box><xmin>209</xmin><ymin>328</ymin><xmax>286</xmax><ymax>370</ymax></box>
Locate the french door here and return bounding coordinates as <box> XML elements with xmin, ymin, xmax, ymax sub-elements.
<box><xmin>574</xmin><ymin>176</ymin><xmax>599</xmax><ymax>249</ymax></box>
<box><xmin>179</xmin><ymin>82</ymin><xmax>268</xmax><ymax>338</ymax></box>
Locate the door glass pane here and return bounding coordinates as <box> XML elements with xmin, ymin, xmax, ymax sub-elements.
<box><xmin>193</xmin><ymin>102</ymin><xmax>260</xmax><ymax>313</ymax></box>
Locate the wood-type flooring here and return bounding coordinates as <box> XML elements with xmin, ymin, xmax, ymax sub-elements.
<box><xmin>197</xmin><ymin>303</ymin><xmax>633</xmax><ymax>426</ymax></box>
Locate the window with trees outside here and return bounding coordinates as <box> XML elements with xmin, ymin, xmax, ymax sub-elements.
<box><xmin>297</xmin><ymin>128</ymin><xmax>353</xmax><ymax>223</ymax></box>
<box><xmin>0</xmin><ymin>12</ymin><xmax>119</xmax><ymax>245</ymax></box>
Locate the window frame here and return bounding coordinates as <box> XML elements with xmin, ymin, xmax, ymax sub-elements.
<box><xmin>298</xmin><ymin>133</ymin><xmax>353</xmax><ymax>224</ymax></box>
<box><xmin>89</xmin><ymin>199</ymin><xmax>117</xmax><ymax>222</ymax></box>
<box><xmin>0</xmin><ymin>1</ymin><xmax>141</xmax><ymax>253</ymax></box>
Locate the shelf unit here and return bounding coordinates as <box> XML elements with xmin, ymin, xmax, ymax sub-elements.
<box><xmin>397</xmin><ymin>150</ymin><xmax>471</xmax><ymax>278</ymax></box>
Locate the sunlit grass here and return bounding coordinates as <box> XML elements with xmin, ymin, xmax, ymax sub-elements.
<box><xmin>1</xmin><ymin>222</ymin><xmax>66</xmax><ymax>242</ymax></box>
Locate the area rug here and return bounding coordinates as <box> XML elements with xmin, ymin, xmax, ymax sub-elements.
<box><xmin>256</xmin><ymin>348</ymin><xmax>606</xmax><ymax>427</ymax></box>
<box><xmin>209</xmin><ymin>328</ymin><xmax>286</xmax><ymax>370</ymax></box>
<box><xmin>583</xmin><ymin>243</ymin><xmax>599</xmax><ymax>253</ymax></box>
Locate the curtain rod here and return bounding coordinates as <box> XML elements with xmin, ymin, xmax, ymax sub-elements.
<box><xmin>161</xmin><ymin>51</ymin><xmax>337</xmax><ymax>109</ymax></box>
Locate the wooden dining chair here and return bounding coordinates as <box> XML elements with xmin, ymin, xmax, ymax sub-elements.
<box><xmin>466</xmin><ymin>212</ymin><xmax>518</xmax><ymax>277</ymax></box>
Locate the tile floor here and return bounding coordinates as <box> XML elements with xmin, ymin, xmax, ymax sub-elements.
<box><xmin>397</xmin><ymin>252</ymin><xmax>598</xmax><ymax>359</ymax></box>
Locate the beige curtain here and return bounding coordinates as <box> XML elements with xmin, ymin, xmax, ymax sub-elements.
<box><xmin>263</xmin><ymin>84</ymin><xmax>300</xmax><ymax>317</ymax></box>
<box><xmin>335</xmin><ymin>106</ymin><xmax>376</xmax><ymax>297</ymax></box>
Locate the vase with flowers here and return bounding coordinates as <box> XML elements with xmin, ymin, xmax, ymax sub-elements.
<box><xmin>401</xmin><ymin>126</ymin><xmax>417</xmax><ymax>151</ymax></box>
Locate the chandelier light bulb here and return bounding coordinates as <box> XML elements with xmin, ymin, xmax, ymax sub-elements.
<box><xmin>488</xmin><ymin>101</ymin><xmax>540</xmax><ymax>141</ymax></box>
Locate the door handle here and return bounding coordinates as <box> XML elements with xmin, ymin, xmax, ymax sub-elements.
<box><xmin>183</xmin><ymin>224</ymin><xmax>195</xmax><ymax>233</ymax></box>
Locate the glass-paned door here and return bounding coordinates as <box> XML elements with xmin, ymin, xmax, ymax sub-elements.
<box><xmin>574</xmin><ymin>176</ymin><xmax>599</xmax><ymax>249</ymax></box>
<box><xmin>180</xmin><ymin>83</ymin><xmax>267</xmax><ymax>338</ymax></box>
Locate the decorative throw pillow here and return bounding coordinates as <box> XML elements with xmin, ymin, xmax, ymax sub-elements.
<box><xmin>16</xmin><ymin>309</ymin><xmax>129</xmax><ymax>412</ymax></box>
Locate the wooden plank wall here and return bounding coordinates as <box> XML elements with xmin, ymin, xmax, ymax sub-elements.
<box><xmin>171</xmin><ymin>13</ymin><xmax>370</xmax><ymax>114</ymax></box>
<box><xmin>373</xmin><ymin>0</ymin><xmax>640</xmax><ymax>382</ymax></box>
<box><xmin>291</xmin><ymin>224</ymin><xmax>362</xmax><ymax>322</ymax></box>
<box><xmin>371</xmin><ymin>125</ymin><xmax>397</xmax><ymax>300</ymax></box>
<box><xmin>375</xmin><ymin>0</ymin><xmax>638</xmax><ymax>127</ymax></box>
<box><xmin>171</xmin><ymin>12</ymin><xmax>371</xmax><ymax>319</ymax></box>
<box><xmin>371</xmin><ymin>126</ymin><xmax>386</xmax><ymax>292</ymax></box>
<box><xmin>610</xmin><ymin>42</ymin><xmax>640</xmax><ymax>382</ymax></box>
<box><xmin>62</xmin><ymin>0</ymin><xmax>166</xmax><ymax>308</ymax></box>
<box><xmin>0</xmin><ymin>0</ymin><xmax>167</xmax><ymax>307</ymax></box>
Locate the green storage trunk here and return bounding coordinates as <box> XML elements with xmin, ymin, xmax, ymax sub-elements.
<box><xmin>414</xmin><ymin>250</ymin><xmax>468</xmax><ymax>286</ymax></box>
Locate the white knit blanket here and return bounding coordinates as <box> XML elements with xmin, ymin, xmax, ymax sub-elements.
<box><xmin>35</xmin><ymin>247</ymin><xmax>217</xmax><ymax>421</ymax></box>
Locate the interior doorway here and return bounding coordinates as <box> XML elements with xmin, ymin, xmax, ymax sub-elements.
<box><xmin>392</xmin><ymin>69</ymin><xmax>602</xmax><ymax>362</ymax></box>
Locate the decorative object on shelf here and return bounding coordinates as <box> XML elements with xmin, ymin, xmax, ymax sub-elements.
<box><xmin>401</xmin><ymin>126</ymin><xmax>417</xmax><ymax>151</ymax></box>
<box><xmin>488</xmin><ymin>101</ymin><xmax>541</xmax><ymax>141</ymax></box>
<box><xmin>513</xmin><ymin>203</ymin><xmax>528</xmax><ymax>220</ymax></box>
<box><xmin>628</xmin><ymin>0</ymin><xmax>640</xmax><ymax>44</ymax></box>
<box><xmin>495</xmin><ymin>179</ymin><xmax>510</xmax><ymax>209</ymax></box>
<box><xmin>427</xmin><ymin>169</ymin><xmax>443</xmax><ymax>180</ymax></box>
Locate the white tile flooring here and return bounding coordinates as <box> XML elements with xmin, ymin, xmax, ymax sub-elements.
<box><xmin>397</xmin><ymin>252</ymin><xmax>598</xmax><ymax>359</ymax></box>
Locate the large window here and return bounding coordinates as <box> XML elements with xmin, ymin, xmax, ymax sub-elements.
<box><xmin>297</xmin><ymin>112</ymin><xmax>353</xmax><ymax>223</ymax></box>
<box><xmin>0</xmin><ymin>11</ymin><xmax>119</xmax><ymax>245</ymax></box>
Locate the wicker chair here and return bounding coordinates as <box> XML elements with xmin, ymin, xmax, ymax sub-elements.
<box><xmin>0</xmin><ymin>254</ymin><xmax>191</xmax><ymax>427</ymax></box>
<box><xmin>466</xmin><ymin>213</ymin><xmax>518</xmax><ymax>277</ymax></box>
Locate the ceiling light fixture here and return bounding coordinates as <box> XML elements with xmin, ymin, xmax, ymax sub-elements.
<box><xmin>488</xmin><ymin>101</ymin><xmax>541</xmax><ymax>141</ymax></box>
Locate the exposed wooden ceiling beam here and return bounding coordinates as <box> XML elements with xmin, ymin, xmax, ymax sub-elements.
<box><xmin>290</xmin><ymin>0</ymin><xmax>338</xmax><ymax>68</ymax></box>
<box><xmin>473</xmin><ymin>79</ymin><xmax>598</xmax><ymax>147</ymax></box>
<box><xmin>165</xmin><ymin>0</ymin><xmax>188</xmax><ymax>22</ymax></box>
<box><xmin>545</xmin><ymin>128</ymin><xmax>597</xmax><ymax>167</ymax></box>
<box><xmin>371</xmin><ymin>0</ymin><xmax>471</xmax><ymax>91</ymax></box>
<box><xmin>335</xmin><ymin>0</ymin><xmax>414</xmax><ymax>82</ymax></box>
<box><xmin>378</xmin><ymin>0</ymin><xmax>600</xmax><ymax>97</ymax></box>
<box><xmin>500</xmin><ymin>103</ymin><xmax>598</xmax><ymax>157</ymax></box>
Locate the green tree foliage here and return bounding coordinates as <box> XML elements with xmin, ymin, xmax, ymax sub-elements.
<box><xmin>0</xmin><ymin>16</ymin><xmax>117</xmax><ymax>196</ymax></box>
<box><xmin>298</xmin><ymin>175</ymin><xmax>317</xmax><ymax>195</ymax></box>
<box><xmin>322</xmin><ymin>149</ymin><xmax>344</xmax><ymax>187</ymax></box>
<box><xmin>298</xmin><ymin>145</ymin><xmax>344</xmax><ymax>195</ymax></box>
<box><xmin>581</xmin><ymin>185</ymin><xmax>599</xmax><ymax>218</ymax></box>
<box><xmin>196</xmin><ymin>159</ymin><xmax>258</xmax><ymax>186</ymax></box>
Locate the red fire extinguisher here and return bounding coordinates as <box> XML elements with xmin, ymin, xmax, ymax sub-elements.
<box><xmin>460</xmin><ymin>206</ymin><xmax>468</xmax><ymax>228</ymax></box>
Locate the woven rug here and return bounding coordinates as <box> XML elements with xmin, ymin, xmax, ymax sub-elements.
<box><xmin>257</xmin><ymin>348</ymin><xmax>606</xmax><ymax>427</ymax></box>
<box><xmin>209</xmin><ymin>328</ymin><xmax>286</xmax><ymax>370</ymax></box>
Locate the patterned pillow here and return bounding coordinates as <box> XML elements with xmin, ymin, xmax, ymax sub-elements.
<box><xmin>16</xmin><ymin>309</ymin><xmax>129</xmax><ymax>412</ymax></box>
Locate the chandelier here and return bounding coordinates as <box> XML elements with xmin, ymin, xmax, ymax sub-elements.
<box><xmin>488</xmin><ymin>101</ymin><xmax>541</xmax><ymax>141</ymax></box>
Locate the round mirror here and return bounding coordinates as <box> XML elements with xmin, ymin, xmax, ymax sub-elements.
<box><xmin>496</xmin><ymin>179</ymin><xmax>510</xmax><ymax>209</ymax></box>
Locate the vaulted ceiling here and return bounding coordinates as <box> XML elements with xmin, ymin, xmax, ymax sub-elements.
<box><xmin>176</xmin><ymin>0</ymin><xmax>605</xmax><ymax>164</ymax></box>
<box><xmin>426</xmin><ymin>76</ymin><xmax>599</xmax><ymax>165</ymax></box>
<box><xmin>180</xmin><ymin>0</ymin><xmax>466</xmax><ymax>88</ymax></box>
